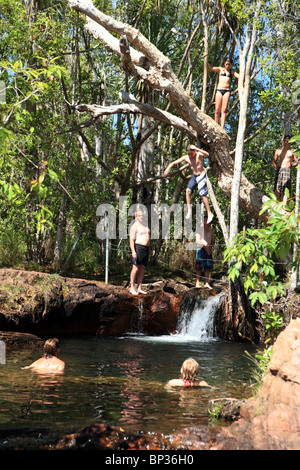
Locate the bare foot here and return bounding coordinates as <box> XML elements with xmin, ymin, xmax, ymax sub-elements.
<box><xmin>130</xmin><ymin>289</ymin><xmax>139</xmax><ymax>295</ymax></box>
<box><xmin>207</xmin><ymin>213</ymin><xmax>214</xmax><ymax>224</ymax></box>
<box><xmin>204</xmin><ymin>283</ymin><xmax>213</xmax><ymax>290</ymax></box>
<box><xmin>137</xmin><ymin>289</ymin><xmax>147</xmax><ymax>294</ymax></box>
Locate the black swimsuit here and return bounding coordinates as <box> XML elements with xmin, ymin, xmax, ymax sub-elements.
<box><xmin>133</xmin><ymin>243</ymin><xmax>149</xmax><ymax>267</ymax></box>
<box><xmin>217</xmin><ymin>69</ymin><xmax>232</xmax><ymax>95</ymax></box>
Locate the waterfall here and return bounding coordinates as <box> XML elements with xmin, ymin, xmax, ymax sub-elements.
<box><xmin>137</xmin><ymin>298</ymin><xmax>144</xmax><ymax>333</ymax></box>
<box><xmin>175</xmin><ymin>293</ymin><xmax>222</xmax><ymax>342</ymax></box>
<box><xmin>131</xmin><ymin>292</ymin><xmax>223</xmax><ymax>343</ymax></box>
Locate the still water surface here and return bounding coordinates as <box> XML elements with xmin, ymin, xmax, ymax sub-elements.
<box><xmin>0</xmin><ymin>334</ymin><xmax>257</xmax><ymax>438</ymax></box>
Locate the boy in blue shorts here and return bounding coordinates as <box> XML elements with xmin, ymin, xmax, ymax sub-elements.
<box><xmin>195</xmin><ymin>217</ymin><xmax>215</xmax><ymax>289</ymax></box>
<box><xmin>163</xmin><ymin>144</ymin><xmax>214</xmax><ymax>222</ymax></box>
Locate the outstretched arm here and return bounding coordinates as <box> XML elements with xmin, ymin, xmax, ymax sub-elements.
<box><xmin>163</xmin><ymin>155</ymin><xmax>187</xmax><ymax>177</ymax></box>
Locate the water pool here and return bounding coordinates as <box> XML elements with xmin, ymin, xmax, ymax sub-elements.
<box><xmin>0</xmin><ymin>334</ymin><xmax>257</xmax><ymax>440</ymax></box>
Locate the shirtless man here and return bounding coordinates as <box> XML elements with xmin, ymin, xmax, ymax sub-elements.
<box><xmin>129</xmin><ymin>210</ymin><xmax>155</xmax><ymax>295</ymax></box>
<box><xmin>195</xmin><ymin>217</ymin><xmax>215</xmax><ymax>289</ymax></box>
<box><xmin>204</xmin><ymin>55</ymin><xmax>239</xmax><ymax>128</ymax></box>
<box><xmin>22</xmin><ymin>338</ymin><xmax>65</xmax><ymax>374</ymax></box>
<box><xmin>273</xmin><ymin>135</ymin><xmax>298</xmax><ymax>204</ymax></box>
<box><xmin>163</xmin><ymin>144</ymin><xmax>214</xmax><ymax>223</ymax></box>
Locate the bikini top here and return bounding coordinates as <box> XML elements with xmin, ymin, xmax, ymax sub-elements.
<box><xmin>183</xmin><ymin>379</ymin><xmax>192</xmax><ymax>387</ymax></box>
<box><xmin>220</xmin><ymin>68</ymin><xmax>232</xmax><ymax>79</ymax></box>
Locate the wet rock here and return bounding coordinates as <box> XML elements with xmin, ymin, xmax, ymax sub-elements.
<box><xmin>51</xmin><ymin>422</ymin><xmax>218</xmax><ymax>451</ymax></box>
<box><xmin>0</xmin><ymin>331</ymin><xmax>44</xmax><ymax>349</ymax></box>
<box><xmin>208</xmin><ymin>398</ymin><xmax>244</xmax><ymax>421</ymax></box>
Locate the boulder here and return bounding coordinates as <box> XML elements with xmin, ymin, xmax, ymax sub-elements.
<box><xmin>214</xmin><ymin>318</ymin><xmax>300</xmax><ymax>450</ymax></box>
<box><xmin>0</xmin><ymin>331</ymin><xmax>43</xmax><ymax>349</ymax></box>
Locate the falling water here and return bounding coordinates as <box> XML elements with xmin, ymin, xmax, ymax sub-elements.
<box><xmin>133</xmin><ymin>292</ymin><xmax>223</xmax><ymax>344</ymax></box>
<box><xmin>175</xmin><ymin>293</ymin><xmax>222</xmax><ymax>342</ymax></box>
<box><xmin>137</xmin><ymin>298</ymin><xmax>144</xmax><ymax>333</ymax></box>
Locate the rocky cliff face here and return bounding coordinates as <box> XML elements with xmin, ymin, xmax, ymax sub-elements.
<box><xmin>213</xmin><ymin>318</ymin><xmax>300</xmax><ymax>450</ymax></box>
<box><xmin>0</xmin><ymin>268</ymin><xmax>183</xmax><ymax>336</ymax></box>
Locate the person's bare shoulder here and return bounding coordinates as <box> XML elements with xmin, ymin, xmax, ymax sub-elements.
<box><xmin>165</xmin><ymin>379</ymin><xmax>183</xmax><ymax>387</ymax></box>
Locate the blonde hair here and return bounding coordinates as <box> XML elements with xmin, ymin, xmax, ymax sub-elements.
<box><xmin>180</xmin><ymin>358</ymin><xmax>199</xmax><ymax>381</ymax></box>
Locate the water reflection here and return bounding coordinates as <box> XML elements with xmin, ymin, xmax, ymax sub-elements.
<box><xmin>0</xmin><ymin>336</ymin><xmax>256</xmax><ymax>436</ymax></box>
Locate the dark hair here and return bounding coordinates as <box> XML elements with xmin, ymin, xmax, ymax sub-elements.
<box><xmin>224</xmin><ymin>57</ymin><xmax>232</xmax><ymax>63</ymax></box>
<box><xmin>284</xmin><ymin>135</ymin><xmax>291</xmax><ymax>140</ymax></box>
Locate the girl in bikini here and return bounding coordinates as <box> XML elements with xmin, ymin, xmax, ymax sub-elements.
<box><xmin>204</xmin><ymin>55</ymin><xmax>239</xmax><ymax>129</ymax></box>
<box><xmin>166</xmin><ymin>358</ymin><xmax>212</xmax><ymax>388</ymax></box>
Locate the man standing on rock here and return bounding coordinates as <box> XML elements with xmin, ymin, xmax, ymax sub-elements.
<box><xmin>129</xmin><ymin>210</ymin><xmax>155</xmax><ymax>295</ymax></box>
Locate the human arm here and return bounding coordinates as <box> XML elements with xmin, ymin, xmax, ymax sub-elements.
<box><xmin>195</xmin><ymin>147</ymin><xmax>209</xmax><ymax>158</ymax></box>
<box><xmin>129</xmin><ymin>224</ymin><xmax>137</xmax><ymax>259</ymax></box>
<box><xmin>163</xmin><ymin>155</ymin><xmax>187</xmax><ymax>177</ymax></box>
<box><xmin>291</xmin><ymin>152</ymin><xmax>299</xmax><ymax>167</ymax></box>
<box><xmin>203</xmin><ymin>53</ymin><xmax>220</xmax><ymax>73</ymax></box>
<box><xmin>149</xmin><ymin>240</ymin><xmax>155</xmax><ymax>256</ymax></box>
<box><xmin>272</xmin><ymin>150</ymin><xmax>279</xmax><ymax>169</ymax></box>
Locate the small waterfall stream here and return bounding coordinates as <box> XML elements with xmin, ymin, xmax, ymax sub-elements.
<box><xmin>175</xmin><ymin>293</ymin><xmax>222</xmax><ymax>342</ymax></box>
<box><xmin>134</xmin><ymin>292</ymin><xmax>223</xmax><ymax>343</ymax></box>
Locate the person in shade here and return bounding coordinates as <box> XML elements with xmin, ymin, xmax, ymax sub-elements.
<box><xmin>195</xmin><ymin>216</ymin><xmax>215</xmax><ymax>289</ymax></box>
<box><xmin>22</xmin><ymin>338</ymin><xmax>65</xmax><ymax>374</ymax></box>
<box><xmin>129</xmin><ymin>209</ymin><xmax>155</xmax><ymax>295</ymax></box>
<box><xmin>166</xmin><ymin>358</ymin><xmax>212</xmax><ymax>388</ymax></box>
<box><xmin>272</xmin><ymin>135</ymin><xmax>298</xmax><ymax>205</ymax></box>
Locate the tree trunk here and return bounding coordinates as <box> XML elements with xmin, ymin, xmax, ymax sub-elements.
<box><xmin>66</xmin><ymin>0</ymin><xmax>270</xmax><ymax>223</ymax></box>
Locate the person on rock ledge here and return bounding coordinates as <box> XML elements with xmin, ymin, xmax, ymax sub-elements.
<box><xmin>195</xmin><ymin>216</ymin><xmax>215</xmax><ymax>289</ymax></box>
<box><xmin>129</xmin><ymin>209</ymin><xmax>155</xmax><ymax>296</ymax></box>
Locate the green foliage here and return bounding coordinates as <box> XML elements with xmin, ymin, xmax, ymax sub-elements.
<box><xmin>0</xmin><ymin>0</ymin><xmax>298</xmax><ymax>281</ymax></box>
<box><xmin>224</xmin><ymin>196</ymin><xmax>299</xmax><ymax>342</ymax></box>
<box><xmin>261</xmin><ymin>310</ymin><xmax>284</xmax><ymax>344</ymax></box>
<box><xmin>245</xmin><ymin>346</ymin><xmax>273</xmax><ymax>394</ymax></box>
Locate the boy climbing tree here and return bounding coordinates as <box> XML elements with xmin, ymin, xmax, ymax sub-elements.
<box><xmin>163</xmin><ymin>144</ymin><xmax>214</xmax><ymax>223</ymax></box>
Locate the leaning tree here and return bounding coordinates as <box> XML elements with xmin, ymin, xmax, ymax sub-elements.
<box><xmin>62</xmin><ymin>0</ymin><xmax>278</xmax><ymax>342</ymax></box>
<box><xmin>65</xmin><ymin>0</ymin><xmax>270</xmax><ymax>225</ymax></box>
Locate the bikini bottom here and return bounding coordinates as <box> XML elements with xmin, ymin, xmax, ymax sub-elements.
<box><xmin>216</xmin><ymin>89</ymin><xmax>230</xmax><ymax>96</ymax></box>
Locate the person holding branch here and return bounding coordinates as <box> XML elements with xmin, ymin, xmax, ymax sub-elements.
<box><xmin>163</xmin><ymin>144</ymin><xmax>214</xmax><ymax>223</ymax></box>
<box><xmin>204</xmin><ymin>54</ymin><xmax>239</xmax><ymax>129</ymax></box>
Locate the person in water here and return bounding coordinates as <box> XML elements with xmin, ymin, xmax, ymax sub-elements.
<box><xmin>166</xmin><ymin>358</ymin><xmax>212</xmax><ymax>388</ymax></box>
<box><xmin>129</xmin><ymin>209</ymin><xmax>155</xmax><ymax>295</ymax></box>
<box><xmin>22</xmin><ymin>338</ymin><xmax>65</xmax><ymax>373</ymax></box>
<box><xmin>204</xmin><ymin>55</ymin><xmax>239</xmax><ymax>128</ymax></box>
<box><xmin>163</xmin><ymin>144</ymin><xmax>214</xmax><ymax>223</ymax></box>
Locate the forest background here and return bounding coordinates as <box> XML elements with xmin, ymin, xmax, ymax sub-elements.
<box><xmin>0</xmin><ymin>0</ymin><xmax>299</xmax><ymax>293</ymax></box>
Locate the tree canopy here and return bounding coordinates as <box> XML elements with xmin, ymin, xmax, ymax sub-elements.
<box><xmin>0</xmin><ymin>0</ymin><xmax>299</xmax><ymax>280</ymax></box>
